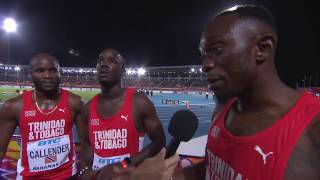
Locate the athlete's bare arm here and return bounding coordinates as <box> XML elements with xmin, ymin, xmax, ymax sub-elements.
<box><xmin>68</xmin><ymin>93</ymin><xmax>84</xmax><ymax>148</ymax></box>
<box><xmin>131</xmin><ymin>92</ymin><xmax>166</xmax><ymax>166</ymax></box>
<box><xmin>285</xmin><ymin>114</ymin><xmax>320</xmax><ymax>180</ymax></box>
<box><xmin>0</xmin><ymin>96</ymin><xmax>22</xmax><ymax>161</ymax></box>
<box><xmin>68</xmin><ymin>93</ymin><xmax>84</xmax><ymax>124</ymax></box>
<box><xmin>79</xmin><ymin>101</ymin><xmax>98</xmax><ymax>179</ymax></box>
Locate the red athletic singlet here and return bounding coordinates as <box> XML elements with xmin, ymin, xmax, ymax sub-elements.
<box><xmin>88</xmin><ymin>88</ymin><xmax>144</xmax><ymax>170</ymax></box>
<box><xmin>17</xmin><ymin>90</ymin><xmax>76</xmax><ymax>180</ymax></box>
<box><xmin>205</xmin><ymin>93</ymin><xmax>320</xmax><ymax>180</ymax></box>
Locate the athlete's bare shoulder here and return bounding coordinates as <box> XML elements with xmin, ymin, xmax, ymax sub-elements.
<box><xmin>66</xmin><ymin>91</ymin><xmax>84</xmax><ymax>111</ymax></box>
<box><xmin>132</xmin><ymin>91</ymin><xmax>152</xmax><ymax>104</ymax></box>
<box><xmin>285</xmin><ymin>113</ymin><xmax>320</xmax><ymax>180</ymax></box>
<box><xmin>0</xmin><ymin>95</ymin><xmax>24</xmax><ymax>122</ymax></box>
<box><xmin>81</xmin><ymin>96</ymin><xmax>97</xmax><ymax>122</ymax></box>
<box><xmin>132</xmin><ymin>91</ymin><xmax>155</xmax><ymax>114</ymax></box>
<box><xmin>67</xmin><ymin>90</ymin><xmax>82</xmax><ymax>101</ymax></box>
<box><xmin>3</xmin><ymin>95</ymin><xmax>23</xmax><ymax>110</ymax></box>
<box><xmin>131</xmin><ymin>90</ymin><xmax>158</xmax><ymax>130</ymax></box>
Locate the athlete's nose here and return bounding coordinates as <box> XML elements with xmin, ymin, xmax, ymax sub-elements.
<box><xmin>202</xmin><ymin>56</ymin><xmax>216</xmax><ymax>73</ymax></box>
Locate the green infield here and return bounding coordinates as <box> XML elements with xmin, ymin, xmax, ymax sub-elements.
<box><xmin>0</xmin><ymin>87</ymin><xmax>100</xmax><ymax>102</ymax></box>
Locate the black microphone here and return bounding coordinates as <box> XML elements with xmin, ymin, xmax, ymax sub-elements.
<box><xmin>165</xmin><ymin>109</ymin><xmax>199</xmax><ymax>159</ymax></box>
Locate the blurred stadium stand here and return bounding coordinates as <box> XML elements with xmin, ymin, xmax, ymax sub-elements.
<box><xmin>0</xmin><ymin>64</ymin><xmax>208</xmax><ymax>91</ymax></box>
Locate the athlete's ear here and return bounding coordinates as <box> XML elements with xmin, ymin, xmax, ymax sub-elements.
<box><xmin>254</xmin><ymin>34</ymin><xmax>277</xmax><ymax>64</ymax></box>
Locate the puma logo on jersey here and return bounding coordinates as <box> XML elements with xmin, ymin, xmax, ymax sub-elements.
<box><xmin>254</xmin><ymin>145</ymin><xmax>273</xmax><ymax>165</ymax></box>
<box><xmin>25</xmin><ymin>110</ymin><xmax>36</xmax><ymax>117</ymax></box>
<box><xmin>58</xmin><ymin>108</ymin><xmax>65</xmax><ymax>113</ymax></box>
<box><xmin>121</xmin><ymin>115</ymin><xmax>128</xmax><ymax>121</ymax></box>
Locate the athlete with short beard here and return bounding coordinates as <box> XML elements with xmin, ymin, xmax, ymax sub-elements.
<box><xmin>0</xmin><ymin>54</ymin><xmax>84</xmax><ymax>180</ymax></box>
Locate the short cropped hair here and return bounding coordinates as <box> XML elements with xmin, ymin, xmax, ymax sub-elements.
<box><xmin>214</xmin><ymin>5</ymin><xmax>277</xmax><ymax>35</ymax></box>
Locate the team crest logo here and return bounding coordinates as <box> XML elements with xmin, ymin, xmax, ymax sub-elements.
<box><xmin>91</xmin><ymin>119</ymin><xmax>100</xmax><ymax>126</ymax></box>
<box><xmin>25</xmin><ymin>110</ymin><xmax>36</xmax><ymax>117</ymax></box>
<box><xmin>210</xmin><ymin>126</ymin><xmax>220</xmax><ymax>138</ymax></box>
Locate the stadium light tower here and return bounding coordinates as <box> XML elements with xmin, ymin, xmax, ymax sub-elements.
<box><xmin>1</xmin><ymin>17</ymin><xmax>17</xmax><ymax>64</ymax></box>
<box><xmin>14</xmin><ymin>66</ymin><xmax>20</xmax><ymax>71</ymax></box>
<box><xmin>126</xmin><ymin>68</ymin><xmax>134</xmax><ymax>75</ymax></box>
<box><xmin>2</xmin><ymin>18</ymin><xmax>17</xmax><ymax>33</ymax></box>
<box><xmin>137</xmin><ymin>67</ymin><xmax>146</xmax><ymax>76</ymax></box>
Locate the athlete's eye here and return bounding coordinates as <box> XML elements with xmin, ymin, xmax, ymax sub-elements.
<box><xmin>108</xmin><ymin>57</ymin><xmax>118</xmax><ymax>64</ymax></box>
<box><xmin>49</xmin><ymin>68</ymin><xmax>58</xmax><ymax>73</ymax></box>
<box><xmin>208</xmin><ymin>46</ymin><xmax>223</xmax><ymax>57</ymax></box>
<box><xmin>35</xmin><ymin>68</ymin><xmax>45</xmax><ymax>73</ymax></box>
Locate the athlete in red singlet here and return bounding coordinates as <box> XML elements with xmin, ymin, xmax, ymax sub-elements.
<box><xmin>80</xmin><ymin>48</ymin><xmax>165</xmax><ymax>179</ymax></box>
<box><xmin>0</xmin><ymin>54</ymin><xmax>83</xmax><ymax>180</ymax></box>
<box><xmin>88</xmin><ymin>88</ymin><xmax>144</xmax><ymax>171</ymax></box>
<box><xmin>168</xmin><ymin>4</ymin><xmax>320</xmax><ymax>180</ymax></box>
<box><xmin>205</xmin><ymin>93</ymin><xmax>320</xmax><ymax>180</ymax></box>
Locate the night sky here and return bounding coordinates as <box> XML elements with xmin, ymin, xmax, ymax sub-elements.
<box><xmin>0</xmin><ymin>0</ymin><xmax>319</xmax><ymax>86</ymax></box>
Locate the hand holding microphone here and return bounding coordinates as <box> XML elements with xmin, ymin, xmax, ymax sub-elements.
<box><xmin>165</xmin><ymin>109</ymin><xmax>199</xmax><ymax>158</ymax></box>
<box><xmin>115</xmin><ymin>110</ymin><xmax>199</xmax><ymax>180</ymax></box>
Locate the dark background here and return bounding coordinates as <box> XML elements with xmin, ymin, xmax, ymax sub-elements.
<box><xmin>0</xmin><ymin>0</ymin><xmax>319</xmax><ymax>87</ymax></box>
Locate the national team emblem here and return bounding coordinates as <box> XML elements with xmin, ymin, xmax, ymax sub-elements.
<box><xmin>120</xmin><ymin>115</ymin><xmax>128</xmax><ymax>121</ymax></box>
<box><xmin>91</xmin><ymin>118</ymin><xmax>100</xmax><ymax>126</ymax></box>
<box><xmin>44</xmin><ymin>154</ymin><xmax>57</xmax><ymax>164</ymax></box>
<box><xmin>25</xmin><ymin>110</ymin><xmax>36</xmax><ymax>117</ymax></box>
<box><xmin>210</xmin><ymin>126</ymin><xmax>220</xmax><ymax>138</ymax></box>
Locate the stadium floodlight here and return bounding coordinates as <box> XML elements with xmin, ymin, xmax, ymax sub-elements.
<box><xmin>14</xmin><ymin>66</ymin><xmax>20</xmax><ymax>71</ymax></box>
<box><xmin>2</xmin><ymin>17</ymin><xmax>18</xmax><ymax>63</ymax></box>
<box><xmin>137</xmin><ymin>68</ymin><xmax>146</xmax><ymax>76</ymax></box>
<box><xmin>2</xmin><ymin>17</ymin><xmax>17</xmax><ymax>33</ymax></box>
<box><xmin>79</xmin><ymin>69</ymin><xmax>83</xmax><ymax>73</ymax></box>
<box><xmin>199</xmin><ymin>68</ymin><xmax>202</xmax><ymax>73</ymax></box>
<box><xmin>191</xmin><ymin>68</ymin><xmax>195</xmax><ymax>73</ymax></box>
<box><xmin>126</xmin><ymin>68</ymin><xmax>132</xmax><ymax>75</ymax></box>
<box><xmin>126</xmin><ymin>68</ymin><xmax>136</xmax><ymax>75</ymax></box>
